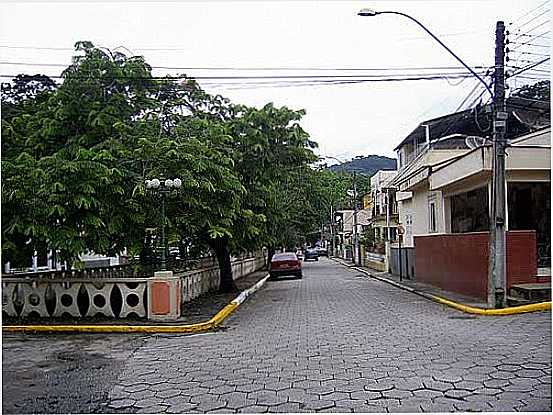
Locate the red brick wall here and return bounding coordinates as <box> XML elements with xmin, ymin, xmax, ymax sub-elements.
<box><xmin>507</xmin><ymin>231</ymin><xmax>538</xmax><ymax>286</ymax></box>
<box><xmin>414</xmin><ymin>231</ymin><xmax>537</xmax><ymax>300</ymax></box>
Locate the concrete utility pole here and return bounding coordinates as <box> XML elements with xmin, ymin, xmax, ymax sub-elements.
<box><xmin>330</xmin><ymin>205</ymin><xmax>334</xmax><ymax>257</ymax></box>
<box><xmin>488</xmin><ymin>21</ymin><xmax>508</xmax><ymax>308</ymax></box>
<box><xmin>352</xmin><ymin>171</ymin><xmax>360</xmax><ymax>265</ymax></box>
<box><xmin>385</xmin><ymin>189</ymin><xmax>391</xmax><ymax>242</ymax></box>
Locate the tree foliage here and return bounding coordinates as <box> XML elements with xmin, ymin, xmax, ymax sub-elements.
<box><xmin>513</xmin><ymin>80</ymin><xmax>550</xmax><ymax>101</ymax></box>
<box><xmin>1</xmin><ymin>42</ymin><xmax>350</xmax><ymax>291</ymax></box>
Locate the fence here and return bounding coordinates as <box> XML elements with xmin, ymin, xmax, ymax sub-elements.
<box><xmin>2</xmin><ymin>252</ymin><xmax>266</xmax><ymax>320</ymax></box>
<box><xmin>2</xmin><ymin>256</ymin><xmax>218</xmax><ymax>280</ymax></box>
<box><xmin>389</xmin><ymin>247</ymin><xmax>415</xmax><ymax>280</ymax></box>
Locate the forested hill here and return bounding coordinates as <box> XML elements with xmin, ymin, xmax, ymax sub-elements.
<box><xmin>328</xmin><ymin>155</ymin><xmax>397</xmax><ymax>176</ymax></box>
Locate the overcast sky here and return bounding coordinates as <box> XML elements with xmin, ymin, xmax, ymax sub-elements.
<box><xmin>1</xmin><ymin>0</ymin><xmax>549</xmax><ymax>161</ymax></box>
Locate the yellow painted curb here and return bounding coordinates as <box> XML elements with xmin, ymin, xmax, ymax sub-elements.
<box><xmin>2</xmin><ymin>273</ymin><xmax>271</xmax><ymax>334</ymax></box>
<box><xmin>2</xmin><ymin>302</ymin><xmax>239</xmax><ymax>334</ymax></box>
<box><xmin>431</xmin><ymin>295</ymin><xmax>551</xmax><ymax>315</ymax></box>
<box><xmin>333</xmin><ymin>259</ymin><xmax>552</xmax><ymax>316</ymax></box>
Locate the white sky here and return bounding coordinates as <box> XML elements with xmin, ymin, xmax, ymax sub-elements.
<box><xmin>0</xmin><ymin>0</ymin><xmax>549</xmax><ymax>161</ymax></box>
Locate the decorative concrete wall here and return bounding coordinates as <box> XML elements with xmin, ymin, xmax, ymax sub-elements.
<box><xmin>414</xmin><ymin>231</ymin><xmax>538</xmax><ymax>300</ymax></box>
<box><xmin>3</xmin><ymin>254</ymin><xmax>266</xmax><ymax>320</ymax></box>
<box><xmin>177</xmin><ymin>256</ymin><xmax>266</xmax><ymax>305</ymax></box>
<box><xmin>2</xmin><ymin>279</ymin><xmax>148</xmax><ymax>319</ymax></box>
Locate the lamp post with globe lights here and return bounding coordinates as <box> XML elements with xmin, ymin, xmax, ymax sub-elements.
<box><xmin>144</xmin><ymin>177</ymin><xmax>183</xmax><ymax>271</ymax></box>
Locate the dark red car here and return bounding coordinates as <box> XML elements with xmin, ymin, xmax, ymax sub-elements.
<box><xmin>269</xmin><ymin>252</ymin><xmax>302</xmax><ymax>279</ymax></box>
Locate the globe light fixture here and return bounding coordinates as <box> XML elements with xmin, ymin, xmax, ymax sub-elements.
<box><xmin>144</xmin><ymin>177</ymin><xmax>183</xmax><ymax>271</ymax></box>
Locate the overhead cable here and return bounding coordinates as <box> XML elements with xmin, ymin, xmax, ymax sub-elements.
<box><xmin>0</xmin><ymin>61</ymin><xmax>490</xmax><ymax>72</ymax></box>
<box><xmin>509</xmin><ymin>0</ymin><xmax>550</xmax><ymax>25</ymax></box>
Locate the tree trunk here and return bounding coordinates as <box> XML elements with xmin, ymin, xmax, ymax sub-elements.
<box><xmin>209</xmin><ymin>237</ymin><xmax>237</xmax><ymax>293</ymax></box>
<box><xmin>267</xmin><ymin>246</ymin><xmax>275</xmax><ymax>270</ymax></box>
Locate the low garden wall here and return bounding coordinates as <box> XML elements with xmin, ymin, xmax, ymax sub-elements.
<box><xmin>2</xmin><ymin>254</ymin><xmax>266</xmax><ymax>320</ymax></box>
<box><xmin>414</xmin><ymin>231</ymin><xmax>537</xmax><ymax>300</ymax></box>
<box><xmin>361</xmin><ymin>247</ymin><xmax>387</xmax><ymax>272</ymax></box>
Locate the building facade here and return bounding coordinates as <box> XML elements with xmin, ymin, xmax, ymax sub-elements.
<box><xmin>390</xmin><ymin>97</ymin><xmax>550</xmax><ymax>299</ymax></box>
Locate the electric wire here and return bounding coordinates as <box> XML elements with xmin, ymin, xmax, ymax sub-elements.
<box><xmin>0</xmin><ymin>61</ymin><xmax>490</xmax><ymax>72</ymax></box>
<box><xmin>509</xmin><ymin>0</ymin><xmax>549</xmax><ymax>26</ymax></box>
<box><xmin>509</xmin><ymin>8</ymin><xmax>550</xmax><ymax>31</ymax></box>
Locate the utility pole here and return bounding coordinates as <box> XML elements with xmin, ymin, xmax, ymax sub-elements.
<box><xmin>488</xmin><ymin>21</ymin><xmax>508</xmax><ymax>308</ymax></box>
<box><xmin>353</xmin><ymin>171</ymin><xmax>360</xmax><ymax>265</ymax></box>
<box><xmin>385</xmin><ymin>189</ymin><xmax>391</xmax><ymax>242</ymax></box>
<box><xmin>330</xmin><ymin>205</ymin><xmax>334</xmax><ymax>257</ymax></box>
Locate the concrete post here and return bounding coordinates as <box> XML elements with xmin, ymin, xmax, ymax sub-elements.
<box><xmin>147</xmin><ymin>270</ymin><xmax>181</xmax><ymax>321</ymax></box>
<box><xmin>32</xmin><ymin>251</ymin><xmax>38</xmax><ymax>272</ymax></box>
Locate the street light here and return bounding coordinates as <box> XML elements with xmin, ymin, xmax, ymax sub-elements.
<box><xmin>357</xmin><ymin>9</ymin><xmax>493</xmax><ymax>98</ymax></box>
<box><xmin>358</xmin><ymin>9</ymin><xmax>507</xmax><ymax>308</ymax></box>
<box><xmin>145</xmin><ymin>177</ymin><xmax>182</xmax><ymax>271</ymax></box>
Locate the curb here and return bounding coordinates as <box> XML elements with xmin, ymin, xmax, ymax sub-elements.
<box><xmin>332</xmin><ymin>258</ymin><xmax>551</xmax><ymax>316</ymax></box>
<box><xmin>2</xmin><ymin>274</ymin><xmax>270</xmax><ymax>334</ymax></box>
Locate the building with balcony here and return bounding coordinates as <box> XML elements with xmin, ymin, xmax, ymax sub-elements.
<box><xmin>390</xmin><ymin>96</ymin><xmax>550</xmax><ymax>300</ymax></box>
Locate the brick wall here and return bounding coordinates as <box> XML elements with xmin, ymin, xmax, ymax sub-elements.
<box><xmin>506</xmin><ymin>231</ymin><xmax>538</xmax><ymax>286</ymax></box>
<box><xmin>414</xmin><ymin>231</ymin><xmax>537</xmax><ymax>300</ymax></box>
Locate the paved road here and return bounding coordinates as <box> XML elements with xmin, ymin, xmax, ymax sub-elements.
<box><xmin>3</xmin><ymin>258</ymin><xmax>552</xmax><ymax>413</ymax></box>
<box><xmin>2</xmin><ymin>332</ymin><xmax>146</xmax><ymax>413</ymax></box>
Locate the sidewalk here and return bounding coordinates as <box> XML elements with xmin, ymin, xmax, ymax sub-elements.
<box><xmin>3</xmin><ymin>269</ymin><xmax>268</xmax><ymax>327</ymax></box>
<box><xmin>333</xmin><ymin>257</ymin><xmax>488</xmax><ymax>308</ymax></box>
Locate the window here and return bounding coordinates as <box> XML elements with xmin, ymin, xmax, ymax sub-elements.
<box><xmin>429</xmin><ymin>201</ymin><xmax>437</xmax><ymax>233</ymax></box>
<box><xmin>389</xmin><ymin>227</ymin><xmax>397</xmax><ymax>242</ymax></box>
<box><xmin>450</xmin><ymin>186</ymin><xmax>489</xmax><ymax>233</ymax></box>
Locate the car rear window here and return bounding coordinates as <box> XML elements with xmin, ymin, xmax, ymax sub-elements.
<box><xmin>272</xmin><ymin>253</ymin><xmax>297</xmax><ymax>261</ymax></box>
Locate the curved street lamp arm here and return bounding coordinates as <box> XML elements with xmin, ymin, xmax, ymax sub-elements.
<box><xmin>377</xmin><ymin>11</ymin><xmax>494</xmax><ymax>99</ymax></box>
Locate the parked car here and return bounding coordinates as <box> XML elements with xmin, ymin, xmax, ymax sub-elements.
<box><xmin>315</xmin><ymin>246</ymin><xmax>328</xmax><ymax>257</ymax></box>
<box><xmin>295</xmin><ymin>249</ymin><xmax>304</xmax><ymax>260</ymax></box>
<box><xmin>304</xmin><ymin>248</ymin><xmax>319</xmax><ymax>261</ymax></box>
<box><xmin>269</xmin><ymin>253</ymin><xmax>302</xmax><ymax>279</ymax></box>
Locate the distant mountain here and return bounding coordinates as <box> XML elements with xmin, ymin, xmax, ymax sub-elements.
<box><xmin>328</xmin><ymin>155</ymin><xmax>397</xmax><ymax>176</ymax></box>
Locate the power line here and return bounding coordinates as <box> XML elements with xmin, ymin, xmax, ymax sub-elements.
<box><xmin>510</xmin><ymin>8</ymin><xmax>550</xmax><ymax>31</ymax></box>
<box><xmin>509</xmin><ymin>0</ymin><xmax>550</xmax><ymax>25</ymax></box>
<box><xmin>510</xmin><ymin>50</ymin><xmax>551</xmax><ymax>57</ymax></box>
<box><xmin>0</xmin><ymin>71</ymin><xmax>486</xmax><ymax>81</ymax></box>
<box><xmin>511</xmin><ymin>30</ymin><xmax>551</xmax><ymax>38</ymax></box>
<box><xmin>0</xmin><ymin>61</ymin><xmax>490</xmax><ymax>73</ymax></box>
<box><xmin>511</xmin><ymin>20</ymin><xmax>551</xmax><ymax>42</ymax></box>
<box><xmin>509</xmin><ymin>40</ymin><xmax>550</xmax><ymax>48</ymax></box>
<box><xmin>0</xmin><ymin>73</ymin><xmax>485</xmax><ymax>90</ymax></box>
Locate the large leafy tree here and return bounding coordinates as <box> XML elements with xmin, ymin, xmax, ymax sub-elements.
<box><xmin>2</xmin><ymin>42</ymin><xmax>344</xmax><ymax>294</ymax></box>
<box><xmin>3</xmin><ymin>42</ymin><xmax>165</xmax><ymax>265</ymax></box>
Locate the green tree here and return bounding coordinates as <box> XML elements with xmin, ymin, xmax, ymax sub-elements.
<box><xmin>512</xmin><ymin>80</ymin><xmax>550</xmax><ymax>101</ymax></box>
<box><xmin>2</xmin><ymin>42</ymin><xmax>340</xmax><ymax>295</ymax></box>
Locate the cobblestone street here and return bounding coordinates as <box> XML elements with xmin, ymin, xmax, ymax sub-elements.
<box><xmin>3</xmin><ymin>258</ymin><xmax>551</xmax><ymax>413</ymax></box>
<box><xmin>108</xmin><ymin>259</ymin><xmax>551</xmax><ymax>413</ymax></box>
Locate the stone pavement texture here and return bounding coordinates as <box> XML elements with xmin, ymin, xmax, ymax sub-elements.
<box><xmin>104</xmin><ymin>259</ymin><xmax>552</xmax><ymax>413</ymax></box>
<box><xmin>347</xmin><ymin>262</ymin><xmax>490</xmax><ymax>308</ymax></box>
<box><xmin>3</xmin><ymin>259</ymin><xmax>551</xmax><ymax>413</ymax></box>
